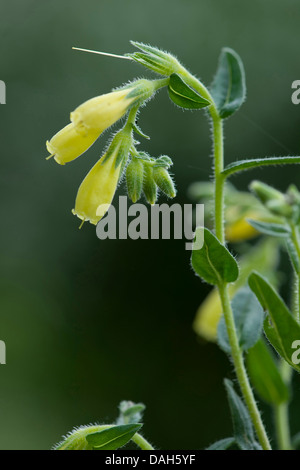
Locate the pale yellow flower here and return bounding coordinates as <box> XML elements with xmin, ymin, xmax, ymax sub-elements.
<box><xmin>225</xmin><ymin>211</ymin><xmax>260</xmax><ymax>242</ymax></box>
<box><xmin>72</xmin><ymin>145</ymin><xmax>122</xmax><ymax>225</ymax></box>
<box><xmin>46</xmin><ymin>123</ymin><xmax>101</xmax><ymax>165</ymax></box>
<box><xmin>193</xmin><ymin>285</ymin><xmax>237</xmax><ymax>342</ymax></box>
<box><xmin>71</xmin><ymin>89</ymin><xmax>135</xmax><ymax>136</ymax></box>
<box><xmin>46</xmin><ymin>88</ymin><xmax>137</xmax><ymax>165</ymax></box>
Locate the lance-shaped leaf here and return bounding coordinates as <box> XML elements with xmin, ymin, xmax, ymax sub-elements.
<box><xmin>248</xmin><ymin>272</ymin><xmax>300</xmax><ymax>373</ymax></box>
<box><xmin>86</xmin><ymin>424</ymin><xmax>142</xmax><ymax>450</ymax></box>
<box><xmin>218</xmin><ymin>286</ymin><xmax>264</xmax><ymax>353</ymax></box>
<box><xmin>247</xmin><ymin>219</ymin><xmax>291</xmax><ymax>238</ymax></box>
<box><xmin>210</xmin><ymin>47</ymin><xmax>246</xmax><ymax>118</ymax></box>
<box><xmin>247</xmin><ymin>338</ymin><xmax>290</xmax><ymax>405</ymax></box>
<box><xmin>224</xmin><ymin>379</ymin><xmax>261</xmax><ymax>450</ymax></box>
<box><xmin>286</xmin><ymin>238</ymin><xmax>300</xmax><ymax>273</ymax></box>
<box><xmin>221</xmin><ymin>156</ymin><xmax>300</xmax><ymax>178</ymax></box>
<box><xmin>206</xmin><ymin>437</ymin><xmax>235</xmax><ymax>450</ymax></box>
<box><xmin>168</xmin><ymin>73</ymin><xmax>211</xmax><ymax>109</ymax></box>
<box><xmin>191</xmin><ymin>227</ymin><xmax>239</xmax><ymax>285</ymax></box>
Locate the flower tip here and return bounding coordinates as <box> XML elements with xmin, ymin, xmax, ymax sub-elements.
<box><xmin>72</xmin><ymin>208</ymin><xmax>98</xmax><ymax>226</ymax></box>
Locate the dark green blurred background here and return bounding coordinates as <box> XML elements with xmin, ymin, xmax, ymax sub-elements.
<box><xmin>1</xmin><ymin>0</ymin><xmax>300</xmax><ymax>450</ymax></box>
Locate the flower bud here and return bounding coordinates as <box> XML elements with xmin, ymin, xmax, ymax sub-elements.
<box><xmin>142</xmin><ymin>164</ymin><xmax>157</xmax><ymax>205</ymax></box>
<box><xmin>265</xmin><ymin>199</ymin><xmax>293</xmax><ymax>218</ymax></box>
<box><xmin>250</xmin><ymin>181</ymin><xmax>295</xmax><ymax>219</ymax></box>
<box><xmin>153</xmin><ymin>166</ymin><xmax>176</xmax><ymax>198</ymax></box>
<box><xmin>250</xmin><ymin>180</ymin><xmax>285</xmax><ymax>205</ymax></box>
<box><xmin>128</xmin><ymin>42</ymin><xmax>183</xmax><ymax>76</ymax></box>
<box><xmin>126</xmin><ymin>158</ymin><xmax>144</xmax><ymax>203</ymax></box>
<box><xmin>46</xmin><ymin>123</ymin><xmax>101</xmax><ymax>165</ymax></box>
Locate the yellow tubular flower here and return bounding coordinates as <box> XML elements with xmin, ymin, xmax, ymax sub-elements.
<box><xmin>47</xmin><ymin>87</ymin><xmax>138</xmax><ymax>164</ymax></box>
<box><xmin>72</xmin><ymin>146</ymin><xmax>122</xmax><ymax>226</ymax></box>
<box><xmin>71</xmin><ymin>89</ymin><xmax>136</xmax><ymax>136</ymax></box>
<box><xmin>193</xmin><ymin>285</ymin><xmax>237</xmax><ymax>342</ymax></box>
<box><xmin>225</xmin><ymin>209</ymin><xmax>263</xmax><ymax>243</ymax></box>
<box><xmin>46</xmin><ymin>123</ymin><xmax>101</xmax><ymax>165</ymax></box>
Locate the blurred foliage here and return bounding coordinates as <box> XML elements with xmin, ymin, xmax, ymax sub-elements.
<box><xmin>1</xmin><ymin>0</ymin><xmax>300</xmax><ymax>449</ymax></box>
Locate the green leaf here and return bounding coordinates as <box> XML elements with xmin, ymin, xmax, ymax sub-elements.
<box><xmin>86</xmin><ymin>424</ymin><xmax>142</xmax><ymax>450</ymax></box>
<box><xmin>168</xmin><ymin>73</ymin><xmax>211</xmax><ymax>110</ymax></box>
<box><xmin>206</xmin><ymin>437</ymin><xmax>235</xmax><ymax>450</ymax></box>
<box><xmin>222</xmin><ymin>157</ymin><xmax>300</xmax><ymax>178</ymax></box>
<box><xmin>247</xmin><ymin>219</ymin><xmax>291</xmax><ymax>238</ymax></box>
<box><xmin>286</xmin><ymin>238</ymin><xmax>300</xmax><ymax>273</ymax></box>
<box><xmin>248</xmin><ymin>272</ymin><xmax>300</xmax><ymax>373</ymax></box>
<box><xmin>210</xmin><ymin>48</ymin><xmax>246</xmax><ymax>119</ymax></box>
<box><xmin>247</xmin><ymin>338</ymin><xmax>290</xmax><ymax>405</ymax></box>
<box><xmin>191</xmin><ymin>227</ymin><xmax>239</xmax><ymax>285</ymax></box>
<box><xmin>218</xmin><ymin>286</ymin><xmax>264</xmax><ymax>353</ymax></box>
<box><xmin>224</xmin><ymin>379</ymin><xmax>261</xmax><ymax>450</ymax></box>
<box><xmin>133</xmin><ymin>123</ymin><xmax>150</xmax><ymax>140</ymax></box>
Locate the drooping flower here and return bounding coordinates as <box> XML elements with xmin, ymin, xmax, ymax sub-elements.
<box><xmin>225</xmin><ymin>210</ymin><xmax>261</xmax><ymax>242</ymax></box>
<box><xmin>46</xmin><ymin>80</ymin><xmax>155</xmax><ymax>165</ymax></box>
<box><xmin>72</xmin><ymin>143</ymin><xmax>123</xmax><ymax>225</ymax></box>
<box><xmin>46</xmin><ymin>123</ymin><xmax>101</xmax><ymax>165</ymax></box>
<box><xmin>70</xmin><ymin>89</ymin><xmax>136</xmax><ymax>136</ymax></box>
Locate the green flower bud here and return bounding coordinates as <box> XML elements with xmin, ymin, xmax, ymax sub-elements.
<box><xmin>250</xmin><ymin>180</ymin><xmax>285</xmax><ymax>205</ymax></box>
<box><xmin>153</xmin><ymin>166</ymin><xmax>176</xmax><ymax>198</ymax></box>
<box><xmin>287</xmin><ymin>184</ymin><xmax>300</xmax><ymax>205</ymax></box>
<box><xmin>265</xmin><ymin>199</ymin><xmax>293</xmax><ymax>218</ymax></box>
<box><xmin>127</xmin><ymin>42</ymin><xmax>183</xmax><ymax>77</ymax></box>
<box><xmin>126</xmin><ymin>158</ymin><xmax>144</xmax><ymax>203</ymax></box>
<box><xmin>143</xmin><ymin>164</ymin><xmax>157</xmax><ymax>205</ymax></box>
<box><xmin>250</xmin><ymin>180</ymin><xmax>296</xmax><ymax>220</ymax></box>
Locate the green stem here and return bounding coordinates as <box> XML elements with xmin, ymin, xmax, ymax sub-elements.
<box><xmin>274</xmin><ymin>360</ymin><xmax>292</xmax><ymax>450</ymax></box>
<box><xmin>181</xmin><ymin>69</ymin><xmax>271</xmax><ymax>450</ymax></box>
<box><xmin>275</xmin><ymin>402</ymin><xmax>292</xmax><ymax>450</ymax></box>
<box><xmin>153</xmin><ymin>77</ymin><xmax>170</xmax><ymax>91</ymax></box>
<box><xmin>132</xmin><ymin>433</ymin><xmax>154</xmax><ymax>450</ymax></box>
<box><xmin>274</xmin><ymin>232</ymin><xmax>300</xmax><ymax>450</ymax></box>
<box><xmin>290</xmin><ymin>223</ymin><xmax>300</xmax><ymax>324</ymax></box>
<box><xmin>218</xmin><ymin>284</ymin><xmax>271</xmax><ymax>450</ymax></box>
<box><xmin>179</xmin><ymin>70</ymin><xmax>225</xmax><ymax>241</ymax></box>
<box><xmin>212</xmin><ymin>116</ymin><xmax>225</xmax><ymax>243</ymax></box>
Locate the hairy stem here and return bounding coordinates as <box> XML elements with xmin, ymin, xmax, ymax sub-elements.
<box><xmin>218</xmin><ymin>284</ymin><xmax>271</xmax><ymax>450</ymax></box>
<box><xmin>274</xmin><ymin>360</ymin><xmax>292</xmax><ymax>450</ymax></box>
<box><xmin>181</xmin><ymin>69</ymin><xmax>271</xmax><ymax>450</ymax></box>
<box><xmin>290</xmin><ymin>223</ymin><xmax>300</xmax><ymax>324</ymax></box>
<box><xmin>132</xmin><ymin>433</ymin><xmax>154</xmax><ymax>450</ymax></box>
